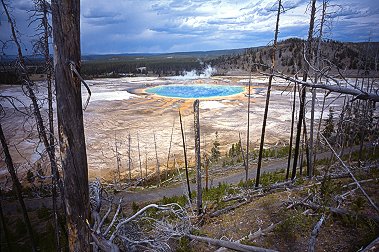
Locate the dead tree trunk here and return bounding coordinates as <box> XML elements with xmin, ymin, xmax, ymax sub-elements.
<box><xmin>194</xmin><ymin>100</ymin><xmax>202</xmax><ymax>215</ymax></box>
<box><xmin>145</xmin><ymin>150</ymin><xmax>148</xmax><ymax>178</ymax></box>
<box><xmin>114</xmin><ymin>134</ymin><xmax>121</xmax><ymax>184</ymax></box>
<box><xmin>292</xmin><ymin>0</ymin><xmax>316</xmax><ymax>180</ymax></box>
<box><xmin>0</xmin><ymin>123</ymin><xmax>37</xmax><ymax>252</ymax></box>
<box><xmin>303</xmin><ymin>112</ymin><xmax>310</xmax><ymax>176</ymax></box>
<box><xmin>203</xmin><ymin>133</ymin><xmax>209</xmax><ymax>191</ymax></box>
<box><xmin>137</xmin><ymin>133</ymin><xmax>143</xmax><ymax>179</ymax></box>
<box><xmin>179</xmin><ymin>109</ymin><xmax>192</xmax><ymax>201</ymax></box>
<box><xmin>286</xmin><ymin>83</ymin><xmax>297</xmax><ymax>179</ymax></box>
<box><xmin>308</xmin><ymin>215</ymin><xmax>325</xmax><ymax>252</ymax></box>
<box><xmin>246</xmin><ymin>74</ymin><xmax>251</xmax><ymax>182</ymax></box>
<box><xmin>313</xmin><ymin>91</ymin><xmax>328</xmax><ymax>169</ymax></box>
<box><xmin>1</xmin><ymin>0</ymin><xmax>62</xmax><ymax>249</ymax></box>
<box><xmin>166</xmin><ymin>118</ymin><xmax>175</xmax><ymax>179</ymax></box>
<box><xmin>33</xmin><ymin>0</ymin><xmax>62</xmax><ymax>248</ymax></box>
<box><xmin>128</xmin><ymin>133</ymin><xmax>132</xmax><ymax>182</ymax></box>
<box><xmin>309</xmin><ymin>0</ymin><xmax>327</xmax><ymax>178</ymax></box>
<box><xmin>0</xmin><ymin>188</ymin><xmax>12</xmax><ymax>251</ymax></box>
<box><xmin>309</xmin><ymin>87</ymin><xmax>316</xmax><ymax>177</ymax></box>
<box><xmin>51</xmin><ymin>0</ymin><xmax>90</xmax><ymax>250</ymax></box>
<box><xmin>205</xmin><ymin>157</ymin><xmax>209</xmax><ymax>191</ymax></box>
<box><xmin>187</xmin><ymin>234</ymin><xmax>278</xmax><ymax>252</ymax></box>
<box><xmin>255</xmin><ymin>0</ymin><xmax>282</xmax><ymax>188</ymax></box>
<box><xmin>239</xmin><ymin>132</ymin><xmax>247</xmax><ymax>168</ymax></box>
<box><xmin>153</xmin><ymin>132</ymin><xmax>161</xmax><ymax>186</ymax></box>
<box><xmin>43</xmin><ymin>3</ymin><xmax>61</xmax><ymax>249</ymax></box>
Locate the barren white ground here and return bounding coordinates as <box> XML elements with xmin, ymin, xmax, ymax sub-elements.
<box><xmin>0</xmin><ymin>75</ymin><xmax>345</xmax><ymax>183</ymax></box>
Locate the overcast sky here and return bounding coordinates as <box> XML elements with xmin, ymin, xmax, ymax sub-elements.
<box><xmin>1</xmin><ymin>0</ymin><xmax>378</xmax><ymax>55</ymax></box>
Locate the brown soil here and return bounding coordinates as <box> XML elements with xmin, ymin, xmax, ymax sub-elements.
<box><xmin>193</xmin><ymin>171</ymin><xmax>379</xmax><ymax>252</ymax></box>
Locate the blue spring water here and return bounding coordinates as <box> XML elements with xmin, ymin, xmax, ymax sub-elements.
<box><xmin>146</xmin><ymin>84</ymin><xmax>244</xmax><ymax>99</ymax></box>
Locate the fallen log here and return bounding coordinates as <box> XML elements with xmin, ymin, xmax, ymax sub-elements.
<box><xmin>360</xmin><ymin>236</ymin><xmax>379</xmax><ymax>252</ymax></box>
<box><xmin>295</xmin><ymin>202</ymin><xmax>379</xmax><ymax>222</ymax></box>
<box><xmin>210</xmin><ymin>200</ymin><xmax>249</xmax><ymax>218</ymax></box>
<box><xmin>248</xmin><ymin>221</ymin><xmax>282</xmax><ymax>241</ymax></box>
<box><xmin>187</xmin><ymin>234</ymin><xmax>278</xmax><ymax>252</ymax></box>
<box><xmin>308</xmin><ymin>214</ymin><xmax>325</xmax><ymax>252</ymax></box>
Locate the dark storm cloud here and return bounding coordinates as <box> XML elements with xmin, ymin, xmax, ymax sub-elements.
<box><xmin>1</xmin><ymin>0</ymin><xmax>378</xmax><ymax>55</ymax></box>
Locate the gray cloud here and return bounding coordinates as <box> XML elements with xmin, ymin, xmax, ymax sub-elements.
<box><xmin>1</xmin><ymin>0</ymin><xmax>378</xmax><ymax>55</ymax></box>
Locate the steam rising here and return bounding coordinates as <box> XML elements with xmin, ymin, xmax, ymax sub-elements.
<box><xmin>169</xmin><ymin>64</ymin><xmax>217</xmax><ymax>80</ymax></box>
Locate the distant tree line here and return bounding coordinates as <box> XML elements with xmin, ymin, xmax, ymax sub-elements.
<box><xmin>81</xmin><ymin>58</ymin><xmax>202</xmax><ymax>78</ymax></box>
<box><xmin>207</xmin><ymin>38</ymin><xmax>379</xmax><ymax>76</ymax></box>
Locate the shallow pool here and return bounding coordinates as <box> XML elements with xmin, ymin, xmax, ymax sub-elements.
<box><xmin>146</xmin><ymin>84</ymin><xmax>244</xmax><ymax>99</ymax></box>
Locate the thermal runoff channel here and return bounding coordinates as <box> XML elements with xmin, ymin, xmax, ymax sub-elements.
<box><xmin>146</xmin><ymin>84</ymin><xmax>244</xmax><ymax>99</ymax></box>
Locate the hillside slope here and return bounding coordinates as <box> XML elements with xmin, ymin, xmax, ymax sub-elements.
<box><xmin>209</xmin><ymin>38</ymin><xmax>379</xmax><ymax>77</ymax></box>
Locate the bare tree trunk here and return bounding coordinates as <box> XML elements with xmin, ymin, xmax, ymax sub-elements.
<box><xmin>309</xmin><ymin>87</ymin><xmax>316</xmax><ymax>177</ymax></box>
<box><xmin>265</xmin><ymin>73</ymin><xmax>379</xmax><ymax>102</ymax></box>
<box><xmin>299</xmin><ymin>132</ymin><xmax>304</xmax><ymax>175</ymax></box>
<box><xmin>239</xmin><ymin>132</ymin><xmax>247</xmax><ymax>168</ymax></box>
<box><xmin>0</xmin><ymin>123</ymin><xmax>37</xmax><ymax>251</ymax></box>
<box><xmin>308</xmin><ymin>215</ymin><xmax>325</xmax><ymax>252</ymax></box>
<box><xmin>303</xmin><ymin>112</ymin><xmax>310</xmax><ymax>176</ymax></box>
<box><xmin>166</xmin><ymin>118</ymin><xmax>175</xmax><ymax>179</ymax></box>
<box><xmin>137</xmin><ymin>133</ymin><xmax>143</xmax><ymax>179</ymax></box>
<box><xmin>187</xmin><ymin>234</ymin><xmax>278</xmax><ymax>252</ymax></box>
<box><xmin>114</xmin><ymin>134</ymin><xmax>121</xmax><ymax>185</ymax></box>
<box><xmin>1</xmin><ymin>0</ymin><xmax>61</xmax><ymax>250</ymax></box>
<box><xmin>33</xmin><ymin>0</ymin><xmax>62</xmax><ymax>248</ymax></box>
<box><xmin>205</xmin><ymin>157</ymin><xmax>209</xmax><ymax>191</ymax></box>
<box><xmin>128</xmin><ymin>133</ymin><xmax>132</xmax><ymax>182</ymax></box>
<box><xmin>292</xmin><ymin>0</ymin><xmax>316</xmax><ymax>180</ymax></box>
<box><xmin>153</xmin><ymin>132</ymin><xmax>161</xmax><ymax>186</ymax></box>
<box><xmin>179</xmin><ymin>109</ymin><xmax>192</xmax><ymax>201</ymax></box>
<box><xmin>203</xmin><ymin>133</ymin><xmax>209</xmax><ymax>191</ymax></box>
<box><xmin>309</xmin><ymin>0</ymin><xmax>327</xmax><ymax>178</ymax></box>
<box><xmin>358</xmin><ymin>100</ymin><xmax>368</xmax><ymax>167</ymax></box>
<box><xmin>286</xmin><ymin>83</ymin><xmax>297</xmax><ymax>179</ymax></box>
<box><xmin>194</xmin><ymin>100</ymin><xmax>202</xmax><ymax>215</ymax></box>
<box><xmin>255</xmin><ymin>0</ymin><xmax>282</xmax><ymax>188</ymax></box>
<box><xmin>246</xmin><ymin>74</ymin><xmax>251</xmax><ymax>182</ymax></box>
<box><xmin>51</xmin><ymin>0</ymin><xmax>90</xmax><ymax>250</ymax></box>
<box><xmin>313</xmin><ymin>92</ymin><xmax>327</xmax><ymax>168</ymax></box>
<box><xmin>145</xmin><ymin>150</ymin><xmax>148</xmax><ymax>178</ymax></box>
<box><xmin>0</xmin><ymin>188</ymin><xmax>13</xmax><ymax>251</ymax></box>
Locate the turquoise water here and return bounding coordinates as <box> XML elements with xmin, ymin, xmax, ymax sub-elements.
<box><xmin>146</xmin><ymin>84</ymin><xmax>244</xmax><ymax>99</ymax></box>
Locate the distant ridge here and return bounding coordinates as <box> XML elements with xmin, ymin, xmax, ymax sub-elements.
<box><xmin>81</xmin><ymin>48</ymin><xmax>246</xmax><ymax>61</ymax></box>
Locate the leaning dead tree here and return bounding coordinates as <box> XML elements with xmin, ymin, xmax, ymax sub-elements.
<box><xmin>194</xmin><ymin>100</ymin><xmax>202</xmax><ymax>215</ymax></box>
<box><xmin>179</xmin><ymin>109</ymin><xmax>192</xmax><ymax>201</ymax></box>
<box><xmin>1</xmin><ymin>0</ymin><xmax>61</xmax><ymax>249</ymax></box>
<box><xmin>261</xmin><ymin>73</ymin><xmax>379</xmax><ymax>102</ymax></box>
<box><xmin>255</xmin><ymin>0</ymin><xmax>282</xmax><ymax>187</ymax></box>
<box><xmin>0</xmin><ymin>121</ymin><xmax>37</xmax><ymax>251</ymax></box>
<box><xmin>51</xmin><ymin>0</ymin><xmax>91</xmax><ymax>250</ymax></box>
<box><xmin>320</xmin><ymin>133</ymin><xmax>379</xmax><ymax>213</ymax></box>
